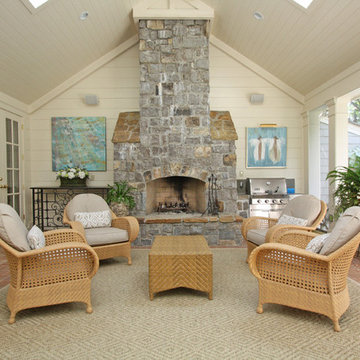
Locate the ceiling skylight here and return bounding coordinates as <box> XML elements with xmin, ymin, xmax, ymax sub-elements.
<box><xmin>292</xmin><ymin>0</ymin><xmax>314</xmax><ymax>9</ymax></box>
<box><xmin>28</xmin><ymin>0</ymin><xmax>49</xmax><ymax>8</ymax></box>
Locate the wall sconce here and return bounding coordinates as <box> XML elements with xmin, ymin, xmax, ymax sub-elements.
<box><xmin>84</xmin><ymin>94</ymin><xmax>99</xmax><ymax>105</ymax></box>
<box><xmin>249</xmin><ymin>94</ymin><xmax>264</xmax><ymax>104</ymax></box>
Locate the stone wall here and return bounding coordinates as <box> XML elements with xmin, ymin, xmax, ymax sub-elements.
<box><xmin>112</xmin><ymin>19</ymin><xmax>238</xmax><ymax>216</ymax></box>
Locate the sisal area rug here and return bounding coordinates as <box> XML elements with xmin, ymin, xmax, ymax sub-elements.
<box><xmin>1</xmin><ymin>249</ymin><xmax>360</xmax><ymax>359</ymax></box>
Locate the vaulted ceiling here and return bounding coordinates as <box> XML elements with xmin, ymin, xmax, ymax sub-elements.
<box><xmin>1</xmin><ymin>0</ymin><xmax>360</xmax><ymax>104</ymax></box>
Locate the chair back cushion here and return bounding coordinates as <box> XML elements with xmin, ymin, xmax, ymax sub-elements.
<box><xmin>66</xmin><ymin>194</ymin><xmax>110</xmax><ymax>221</ymax></box>
<box><xmin>281</xmin><ymin>195</ymin><xmax>321</xmax><ymax>226</ymax></box>
<box><xmin>0</xmin><ymin>203</ymin><xmax>30</xmax><ymax>251</ymax></box>
<box><xmin>320</xmin><ymin>206</ymin><xmax>360</xmax><ymax>255</ymax></box>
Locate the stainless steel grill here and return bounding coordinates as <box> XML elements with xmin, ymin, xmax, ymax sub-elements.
<box><xmin>247</xmin><ymin>178</ymin><xmax>289</xmax><ymax>219</ymax></box>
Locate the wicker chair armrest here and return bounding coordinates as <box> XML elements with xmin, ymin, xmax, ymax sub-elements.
<box><xmin>17</xmin><ymin>242</ymin><xmax>99</xmax><ymax>287</ymax></box>
<box><xmin>62</xmin><ymin>220</ymin><xmax>86</xmax><ymax>237</ymax></box>
<box><xmin>112</xmin><ymin>216</ymin><xmax>139</xmax><ymax>243</ymax></box>
<box><xmin>265</xmin><ymin>226</ymin><xmax>316</xmax><ymax>246</ymax></box>
<box><xmin>241</xmin><ymin>216</ymin><xmax>277</xmax><ymax>239</ymax></box>
<box><xmin>248</xmin><ymin>242</ymin><xmax>330</xmax><ymax>279</ymax></box>
<box><xmin>44</xmin><ymin>229</ymin><xmax>86</xmax><ymax>246</ymax></box>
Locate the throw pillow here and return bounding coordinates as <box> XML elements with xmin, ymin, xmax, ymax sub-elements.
<box><xmin>27</xmin><ymin>225</ymin><xmax>46</xmax><ymax>250</ymax></box>
<box><xmin>277</xmin><ymin>214</ymin><xmax>308</xmax><ymax>227</ymax></box>
<box><xmin>305</xmin><ymin>233</ymin><xmax>329</xmax><ymax>253</ymax></box>
<box><xmin>74</xmin><ymin>210</ymin><xmax>112</xmax><ymax>229</ymax></box>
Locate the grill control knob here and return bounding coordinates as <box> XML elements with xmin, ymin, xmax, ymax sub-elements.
<box><xmin>257</xmin><ymin>199</ymin><xmax>261</xmax><ymax>204</ymax></box>
<box><xmin>265</xmin><ymin>200</ymin><xmax>269</xmax><ymax>204</ymax></box>
<box><xmin>280</xmin><ymin>199</ymin><xmax>285</xmax><ymax>204</ymax></box>
<box><xmin>272</xmin><ymin>199</ymin><xmax>277</xmax><ymax>204</ymax></box>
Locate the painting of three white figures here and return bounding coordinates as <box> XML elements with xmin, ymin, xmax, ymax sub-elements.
<box><xmin>246</xmin><ymin>127</ymin><xmax>287</xmax><ymax>168</ymax></box>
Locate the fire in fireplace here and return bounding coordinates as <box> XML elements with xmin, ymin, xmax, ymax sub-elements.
<box><xmin>146</xmin><ymin>176</ymin><xmax>206</xmax><ymax>214</ymax></box>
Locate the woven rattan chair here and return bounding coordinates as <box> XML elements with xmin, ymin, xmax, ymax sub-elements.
<box><xmin>242</xmin><ymin>195</ymin><xmax>327</xmax><ymax>260</ymax></box>
<box><xmin>248</xmin><ymin>229</ymin><xmax>360</xmax><ymax>331</ymax></box>
<box><xmin>63</xmin><ymin>193</ymin><xmax>139</xmax><ymax>263</ymax></box>
<box><xmin>0</xmin><ymin>228</ymin><xmax>99</xmax><ymax>324</ymax></box>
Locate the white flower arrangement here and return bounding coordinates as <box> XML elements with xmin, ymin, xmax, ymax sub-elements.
<box><xmin>56</xmin><ymin>167</ymin><xmax>89</xmax><ymax>180</ymax></box>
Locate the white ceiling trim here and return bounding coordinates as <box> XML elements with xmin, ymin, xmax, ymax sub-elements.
<box><xmin>28</xmin><ymin>34</ymin><xmax>139</xmax><ymax>114</ymax></box>
<box><xmin>210</xmin><ymin>35</ymin><xmax>305</xmax><ymax>105</ymax></box>
<box><xmin>0</xmin><ymin>92</ymin><xmax>27</xmax><ymax>116</ymax></box>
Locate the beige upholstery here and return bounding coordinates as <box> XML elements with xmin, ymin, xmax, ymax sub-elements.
<box><xmin>63</xmin><ymin>193</ymin><xmax>140</xmax><ymax>263</ymax></box>
<box><xmin>242</xmin><ymin>196</ymin><xmax>327</xmax><ymax>260</ymax></box>
<box><xmin>0</xmin><ymin>203</ymin><xmax>30</xmax><ymax>251</ymax></box>
<box><xmin>320</xmin><ymin>206</ymin><xmax>360</xmax><ymax>255</ymax></box>
<box><xmin>281</xmin><ymin>195</ymin><xmax>321</xmax><ymax>226</ymax></box>
<box><xmin>66</xmin><ymin>194</ymin><xmax>110</xmax><ymax>221</ymax></box>
<box><xmin>246</xmin><ymin>229</ymin><xmax>268</xmax><ymax>246</ymax></box>
<box><xmin>85</xmin><ymin>227</ymin><xmax>128</xmax><ymax>246</ymax></box>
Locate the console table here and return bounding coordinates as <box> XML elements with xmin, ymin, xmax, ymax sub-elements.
<box><xmin>31</xmin><ymin>186</ymin><xmax>108</xmax><ymax>231</ymax></box>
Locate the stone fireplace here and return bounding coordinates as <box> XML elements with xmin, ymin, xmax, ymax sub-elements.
<box><xmin>112</xmin><ymin>17</ymin><xmax>241</xmax><ymax>245</ymax></box>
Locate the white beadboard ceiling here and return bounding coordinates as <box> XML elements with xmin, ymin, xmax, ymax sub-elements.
<box><xmin>1</xmin><ymin>0</ymin><xmax>360</xmax><ymax>104</ymax></box>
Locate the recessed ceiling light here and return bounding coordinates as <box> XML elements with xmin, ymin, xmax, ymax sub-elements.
<box><xmin>253</xmin><ymin>11</ymin><xmax>264</xmax><ymax>21</ymax></box>
<box><xmin>80</xmin><ymin>11</ymin><xmax>89</xmax><ymax>20</ymax></box>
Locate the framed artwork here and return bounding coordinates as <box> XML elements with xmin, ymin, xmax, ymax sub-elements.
<box><xmin>246</xmin><ymin>127</ymin><xmax>287</xmax><ymax>168</ymax></box>
<box><xmin>52</xmin><ymin>117</ymin><xmax>106</xmax><ymax>171</ymax></box>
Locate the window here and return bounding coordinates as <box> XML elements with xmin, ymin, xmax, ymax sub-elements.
<box><xmin>291</xmin><ymin>0</ymin><xmax>314</xmax><ymax>9</ymax></box>
<box><xmin>20</xmin><ymin>0</ymin><xmax>50</xmax><ymax>13</ymax></box>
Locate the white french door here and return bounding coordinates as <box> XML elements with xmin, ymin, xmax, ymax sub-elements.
<box><xmin>0</xmin><ymin>110</ymin><xmax>22</xmax><ymax>215</ymax></box>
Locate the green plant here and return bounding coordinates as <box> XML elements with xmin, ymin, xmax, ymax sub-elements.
<box><xmin>326</xmin><ymin>163</ymin><xmax>360</xmax><ymax>220</ymax></box>
<box><xmin>106</xmin><ymin>181</ymin><xmax>136</xmax><ymax>210</ymax></box>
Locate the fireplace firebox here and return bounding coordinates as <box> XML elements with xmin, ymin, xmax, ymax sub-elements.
<box><xmin>146</xmin><ymin>176</ymin><xmax>206</xmax><ymax>214</ymax></box>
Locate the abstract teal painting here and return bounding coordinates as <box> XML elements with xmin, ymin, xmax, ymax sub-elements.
<box><xmin>246</xmin><ymin>127</ymin><xmax>287</xmax><ymax>168</ymax></box>
<box><xmin>52</xmin><ymin>117</ymin><xmax>106</xmax><ymax>171</ymax></box>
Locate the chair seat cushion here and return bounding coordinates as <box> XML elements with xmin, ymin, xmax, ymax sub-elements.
<box><xmin>85</xmin><ymin>227</ymin><xmax>129</xmax><ymax>246</ymax></box>
<box><xmin>247</xmin><ymin>228</ymin><xmax>268</xmax><ymax>246</ymax></box>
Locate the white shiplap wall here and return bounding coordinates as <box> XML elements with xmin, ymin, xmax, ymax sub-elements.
<box><xmin>28</xmin><ymin>45</ymin><xmax>140</xmax><ymax>188</ymax></box>
<box><xmin>210</xmin><ymin>45</ymin><xmax>305</xmax><ymax>192</ymax></box>
<box><xmin>27</xmin><ymin>42</ymin><xmax>305</xmax><ymax>198</ymax></box>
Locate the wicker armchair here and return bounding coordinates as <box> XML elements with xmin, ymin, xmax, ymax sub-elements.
<box><xmin>242</xmin><ymin>195</ymin><xmax>327</xmax><ymax>260</ymax></box>
<box><xmin>0</xmin><ymin>229</ymin><xmax>99</xmax><ymax>324</ymax></box>
<box><xmin>248</xmin><ymin>229</ymin><xmax>360</xmax><ymax>331</ymax></box>
<box><xmin>63</xmin><ymin>193</ymin><xmax>139</xmax><ymax>263</ymax></box>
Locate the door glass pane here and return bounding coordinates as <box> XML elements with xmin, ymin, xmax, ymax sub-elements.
<box><xmin>6</xmin><ymin>118</ymin><xmax>12</xmax><ymax>142</ymax></box>
<box><xmin>14</xmin><ymin>195</ymin><xmax>20</xmax><ymax>213</ymax></box>
<box><xmin>14</xmin><ymin>170</ymin><xmax>19</xmax><ymax>193</ymax></box>
<box><xmin>6</xmin><ymin>144</ymin><xmax>12</xmax><ymax>168</ymax></box>
<box><xmin>7</xmin><ymin>195</ymin><xmax>13</xmax><ymax>207</ymax></box>
<box><xmin>14</xmin><ymin>145</ymin><xmax>19</xmax><ymax>168</ymax></box>
<box><xmin>7</xmin><ymin>170</ymin><xmax>13</xmax><ymax>193</ymax></box>
<box><xmin>13</xmin><ymin>121</ymin><xmax>19</xmax><ymax>144</ymax></box>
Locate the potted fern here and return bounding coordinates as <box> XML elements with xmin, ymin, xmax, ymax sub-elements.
<box><xmin>326</xmin><ymin>155</ymin><xmax>360</xmax><ymax>220</ymax></box>
<box><xmin>106</xmin><ymin>181</ymin><xmax>136</xmax><ymax>217</ymax></box>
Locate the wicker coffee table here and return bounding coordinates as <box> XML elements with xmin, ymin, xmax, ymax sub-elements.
<box><xmin>148</xmin><ymin>235</ymin><xmax>213</xmax><ymax>300</ymax></box>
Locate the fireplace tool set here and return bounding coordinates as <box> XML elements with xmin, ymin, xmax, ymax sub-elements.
<box><xmin>202</xmin><ymin>174</ymin><xmax>220</xmax><ymax>216</ymax></box>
